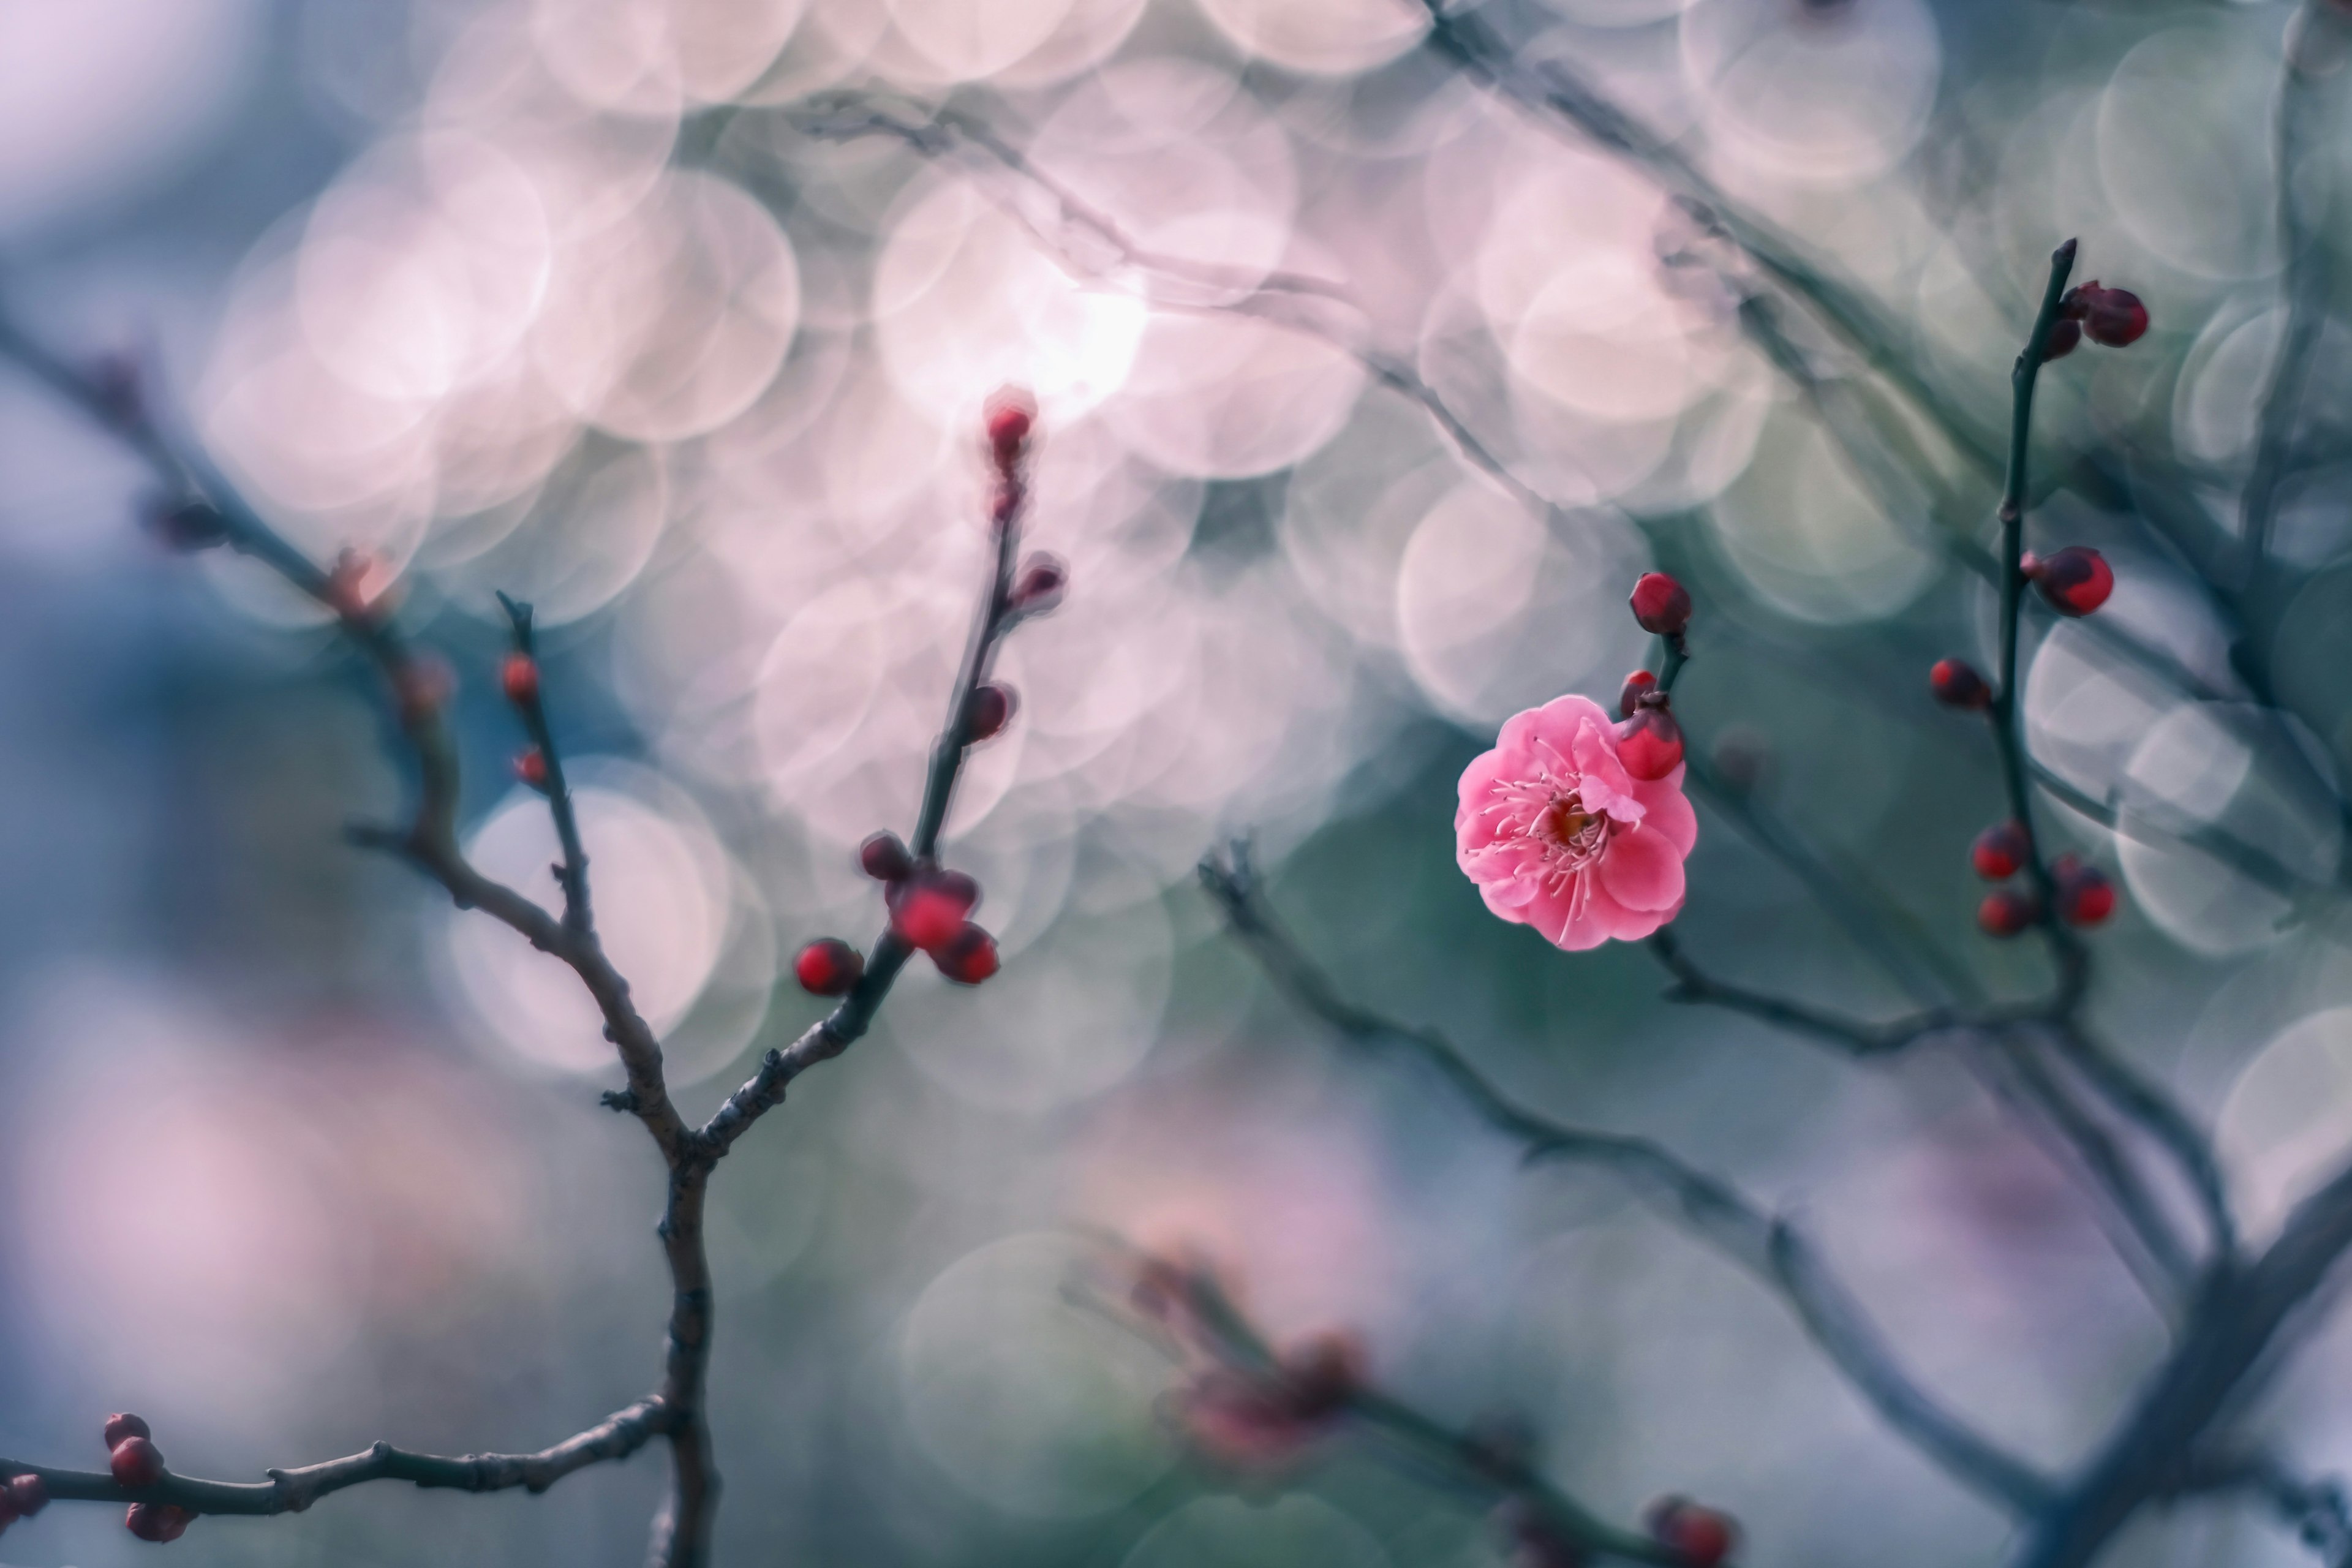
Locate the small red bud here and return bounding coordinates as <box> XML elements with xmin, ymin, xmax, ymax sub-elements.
<box><xmin>514</xmin><ymin>748</ymin><xmax>548</xmax><ymax>790</ymax></box>
<box><xmin>2053</xmin><ymin>854</ymin><xmax>2117</xmax><ymax>927</ymax></box>
<box><xmin>1978</xmin><ymin>888</ymin><xmax>2040</xmax><ymax>938</ymax></box>
<box><xmin>1629</xmin><ymin>572</ymin><xmax>1692</xmax><ymax>636</ymax></box>
<box><xmin>7</xmin><ymin>1474</ymin><xmax>48</xmax><ymax>1517</ymax></box>
<box><xmin>986</xmin><ymin>388</ymin><xmax>1036</xmax><ymax>468</ymax></box>
<box><xmin>1972</xmin><ymin>821</ymin><xmax>2030</xmax><ymax>881</ymax></box>
<box><xmin>111</xmin><ymin>1436</ymin><xmax>165</xmax><ymax>1490</ymax></box>
<box><xmin>1616</xmin><ymin>707</ymin><xmax>1685</xmax><ymax>782</ymax></box>
<box><xmin>1618</xmin><ymin>669</ymin><xmax>1658</xmax><ymax>719</ymax></box>
<box><xmin>126</xmin><ymin>1502</ymin><xmax>194</xmax><ymax>1543</ymax></box>
<box><xmin>104</xmin><ymin>1414</ymin><xmax>152</xmax><ymax>1449</ymax></box>
<box><xmin>1645</xmin><ymin>1498</ymin><xmax>1736</xmax><ymax>1568</ymax></box>
<box><xmin>794</xmin><ymin>937</ymin><xmax>864</xmax><ymax>997</ymax></box>
<box><xmin>1930</xmin><ymin>658</ymin><xmax>1992</xmax><ymax>710</ymax></box>
<box><xmin>2042</xmin><ymin>318</ymin><xmax>2082</xmax><ymax>361</ymax></box>
<box><xmin>1011</xmin><ymin>553</ymin><xmax>1067</xmax><ymax>614</ymax></box>
<box><xmin>965</xmin><ymin>684</ymin><xmax>1016</xmax><ymax>742</ymax></box>
<box><xmin>859</xmin><ymin>831</ymin><xmax>914</xmax><ymax>883</ymax></box>
<box><xmin>502</xmin><ymin>653</ymin><xmax>540</xmax><ymax>706</ymax></box>
<box><xmin>890</xmin><ymin>870</ymin><xmax>981</xmax><ymax>954</ymax></box>
<box><xmin>935</xmin><ymin>922</ymin><xmax>1000</xmax><ymax>984</ymax></box>
<box><xmin>2034</xmin><ymin>546</ymin><xmax>2113</xmax><ymax>616</ymax></box>
<box><xmin>2072</xmin><ymin>284</ymin><xmax>2149</xmax><ymax>347</ymax></box>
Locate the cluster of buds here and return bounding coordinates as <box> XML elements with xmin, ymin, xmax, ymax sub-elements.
<box><xmin>1645</xmin><ymin>1496</ymin><xmax>1740</xmax><ymax>1567</ymax></box>
<box><xmin>0</xmin><ymin>1469</ymin><xmax>48</xmax><ymax>1540</ymax></box>
<box><xmin>793</xmin><ymin>832</ymin><xmax>1001</xmax><ymax>995</ymax></box>
<box><xmin>1972</xmin><ymin>822</ymin><xmax>2115</xmax><ymax>937</ymax></box>
<box><xmin>1617</xmin><ymin>573</ymin><xmax>1691</xmax><ymax>782</ymax></box>
<box><xmin>102</xmin><ymin>1414</ymin><xmax>194</xmax><ymax>1544</ymax></box>
<box><xmin>2043</xmin><ymin>281</ymin><xmax>2149</xmax><ymax>361</ymax></box>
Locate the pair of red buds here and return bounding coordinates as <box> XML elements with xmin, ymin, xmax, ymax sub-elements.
<box><xmin>2043</xmin><ymin>282</ymin><xmax>2149</xmax><ymax>361</ymax></box>
<box><xmin>794</xmin><ymin>832</ymin><xmax>1001</xmax><ymax>994</ymax></box>
<box><xmin>1975</xmin><ymin>838</ymin><xmax>2116</xmax><ymax>936</ymax></box>
<box><xmin>102</xmin><ymin>1414</ymin><xmax>195</xmax><ymax>1544</ymax></box>
<box><xmin>1618</xmin><ymin>573</ymin><xmax>1693</xmax><ymax>782</ymax></box>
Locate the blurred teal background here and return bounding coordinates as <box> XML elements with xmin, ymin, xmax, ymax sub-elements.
<box><xmin>4</xmin><ymin>1</ymin><xmax>2352</xmax><ymax>1564</ymax></box>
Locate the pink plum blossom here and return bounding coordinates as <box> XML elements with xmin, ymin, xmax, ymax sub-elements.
<box><xmin>1456</xmin><ymin>693</ymin><xmax>1696</xmax><ymax>949</ymax></box>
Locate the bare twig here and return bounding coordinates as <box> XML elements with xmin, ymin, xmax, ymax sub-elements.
<box><xmin>1200</xmin><ymin>845</ymin><xmax>2054</xmax><ymax>1514</ymax></box>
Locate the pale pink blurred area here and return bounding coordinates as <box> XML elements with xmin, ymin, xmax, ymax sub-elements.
<box><xmin>0</xmin><ymin>0</ymin><xmax>268</xmax><ymax>238</ymax></box>
<box><xmin>8</xmin><ymin>969</ymin><xmax>546</xmax><ymax>1435</ymax></box>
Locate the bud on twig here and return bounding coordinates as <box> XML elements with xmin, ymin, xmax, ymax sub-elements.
<box><xmin>889</xmin><ymin>869</ymin><xmax>981</xmax><ymax>954</ymax></box>
<box><xmin>126</xmin><ymin>1502</ymin><xmax>194</xmax><ymax>1542</ymax></box>
<box><xmin>1930</xmin><ymin>658</ymin><xmax>1992</xmax><ymax>710</ymax></box>
<box><xmin>5</xmin><ymin>1474</ymin><xmax>48</xmax><ymax>1517</ymax></box>
<box><xmin>2027</xmin><ymin>546</ymin><xmax>2113</xmax><ymax>617</ymax></box>
<box><xmin>1644</xmin><ymin>1497</ymin><xmax>1737</xmax><ymax>1568</ymax></box>
<box><xmin>514</xmin><ymin>749</ymin><xmax>548</xmax><ymax>790</ymax></box>
<box><xmin>1978</xmin><ymin>888</ymin><xmax>2039</xmax><ymax>938</ymax></box>
<box><xmin>965</xmin><ymin>684</ymin><xmax>1016</xmax><ymax>742</ymax></box>
<box><xmin>794</xmin><ymin>937</ymin><xmax>864</xmax><ymax>997</ymax></box>
<box><xmin>860</xmin><ymin>831</ymin><xmax>914</xmax><ymax>883</ymax></box>
<box><xmin>935</xmin><ymin>922</ymin><xmax>1000</xmax><ymax>984</ymax></box>
<box><xmin>1010</xmin><ymin>553</ymin><xmax>1067</xmax><ymax>616</ymax></box>
<box><xmin>502</xmin><ymin>653</ymin><xmax>540</xmax><ymax>706</ymax></box>
<box><xmin>1972</xmin><ymin>821</ymin><xmax>2030</xmax><ymax>880</ymax></box>
<box><xmin>1617</xmin><ymin>706</ymin><xmax>1685</xmax><ymax>782</ymax></box>
<box><xmin>1618</xmin><ymin>669</ymin><xmax>1657</xmax><ymax>718</ymax></box>
<box><xmin>110</xmin><ymin>1436</ymin><xmax>165</xmax><ymax>1489</ymax></box>
<box><xmin>2053</xmin><ymin>854</ymin><xmax>2117</xmax><ymax>927</ymax></box>
<box><xmin>1629</xmin><ymin>572</ymin><xmax>1692</xmax><ymax>637</ymax></box>
<box><xmin>104</xmin><ymin>1414</ymin><xmax>151</xmax><ymax>1449</ymax></box>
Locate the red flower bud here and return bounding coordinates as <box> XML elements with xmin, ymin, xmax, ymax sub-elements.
<box><xmin>935</xmin><ymin>922</ymin><xmax>1000</xmax><ymax>984</ymax></box>
<box><xmin>2032</xmin><ymin>546</ymin><xmax>2113</xmax><ymax>616</ymax></box>
<box><xmin>1616</xmin><ymin>707</ymin><xmax>1684</xmax><ymax>782</ymax></box>
<box><xmin>1930</xmin><ymin>658</ymin><xmax>1992</xmax><ymax>710</ymax></box>
<box><xmin>104</xmin><ymin>1414</ymin><xmax>152</xmax><ymax>1449</ymax></box>
<box><xmin>1011</xmin><ymin>553</ymin><xmax>1067</xmax><ymax>615</ymax></box>
<box><xmin>514</xmin><ymin>748</ymin><xmax>548</xmax><ymax>790</ymax></box>
<box><xmin>890</xmin><ymin>870</ymin><xmax>981</xmax><ymax>954</ymax></box>
<box><xmin>986</xmin><ymin>388</ymin><xmax>1036</xmax><ymax>469</ymax></box>
<box><xmin>859</xmin><ymin>831</ymin><xmax>913</xmax><ymax>883</ymax></box>
<box><xmin>1618</xmin><ymin>669</ymin><xmax>1658</xmax><ymax>718</ymax></box>
<box><xmin>793</xmin><ymin>937</ymin><xmax>864</xmax><ymax>997</ymax></box>
<box><xmin>7</xmin><ymin>1474</ymin><xmax>48</xmax><ymax>1517</ymax></box>
<box><xmin>1629</xmin><ymin>572</ymin><xmax>1692</xmax><ymax>636</ymax></box>
<box><xmin>111</xmin><ymin>1436</ymin><xmax>165</xmax><ymax>1489</ymax></box>
<box><xmin>2069</xmin><ymin>283</ymin><xmax>2149</xmax><ymax>347</ymax></box>
<box><xmin>1645</xmin><ymin>1498</ymin><xmax>1737</xmax><ymax>1568</ymax></box>
<box><xmin>502</xmin><ymin>653</ymin><xmax>540</xmax><ymax>706</ymax></box>
<box><xmin>966</xmin><ymin>684</ymin><xmax>1016</xmax><ymax>742</ymax></box>
<box><xmin>1972</xmin><ymin>821</ymin><xmax>2030</xmax><ymax>881</ymax></box>
<box><xmin>1978</xmin><ymin>888</ymin><xmax>2040</xmax><ymax>938</ymax></box>
<box><xmin>2041</xmin><ymin>318</ymin><xmax>2082</xmax><ymax>361</ymax></box>
<box><xmin>2053</xmin><ymin>854</ymin><xmax>2117</xmax><ymax>927</ymax></box>
<box><xmin>126</xmin><ymin>1502</ymin><xmax>194</xmax><ymax>1542</ymax></box>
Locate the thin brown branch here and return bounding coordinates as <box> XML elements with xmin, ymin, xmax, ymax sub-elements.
<box><xmin>1200</xmin><ymin>845</ymin><xmax>2054</xmax><ymax>1515</ymax></box>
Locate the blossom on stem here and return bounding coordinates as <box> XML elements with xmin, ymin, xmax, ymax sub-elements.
<box><xmin>1457</xmin><ymin>695</ymin><xmax>1695</xmax><ymax>949</ymax></box>
<box><xmin>1174</xmin><ymin>1331</ymin><xmax>1364</xmax><ymax>1470</ymax></box>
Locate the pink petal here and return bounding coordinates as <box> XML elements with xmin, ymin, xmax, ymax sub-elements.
<box><xmin>1479</xmin><ymin>878</ymin><xmax>1540</xmax><ymax>922</ymax></box>
<box><xmin>1631</xmin><ymin>772</ymin><xmax>1697</xmax><ymax>854</ymax></box>
<box><xmin>1600</xmin><ymin>826</ymin><xmax>1686</xmax><ymax>912</ymax></box>
<box><xmin>1570</xmin><ymin>717</ymin><xmax>1643</xmax><ymax>823</ymax></box>
<box><xmin>1499</xmin><ymin>693</ymin><xmax>1613</xmax><ymax>764</ymax></box>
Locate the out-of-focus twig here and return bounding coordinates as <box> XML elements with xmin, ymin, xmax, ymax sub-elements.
<box><xmin>1200</xmin><ymin>844</ymin><xmax>2055</xmax><ymax>1515</ymax></box>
